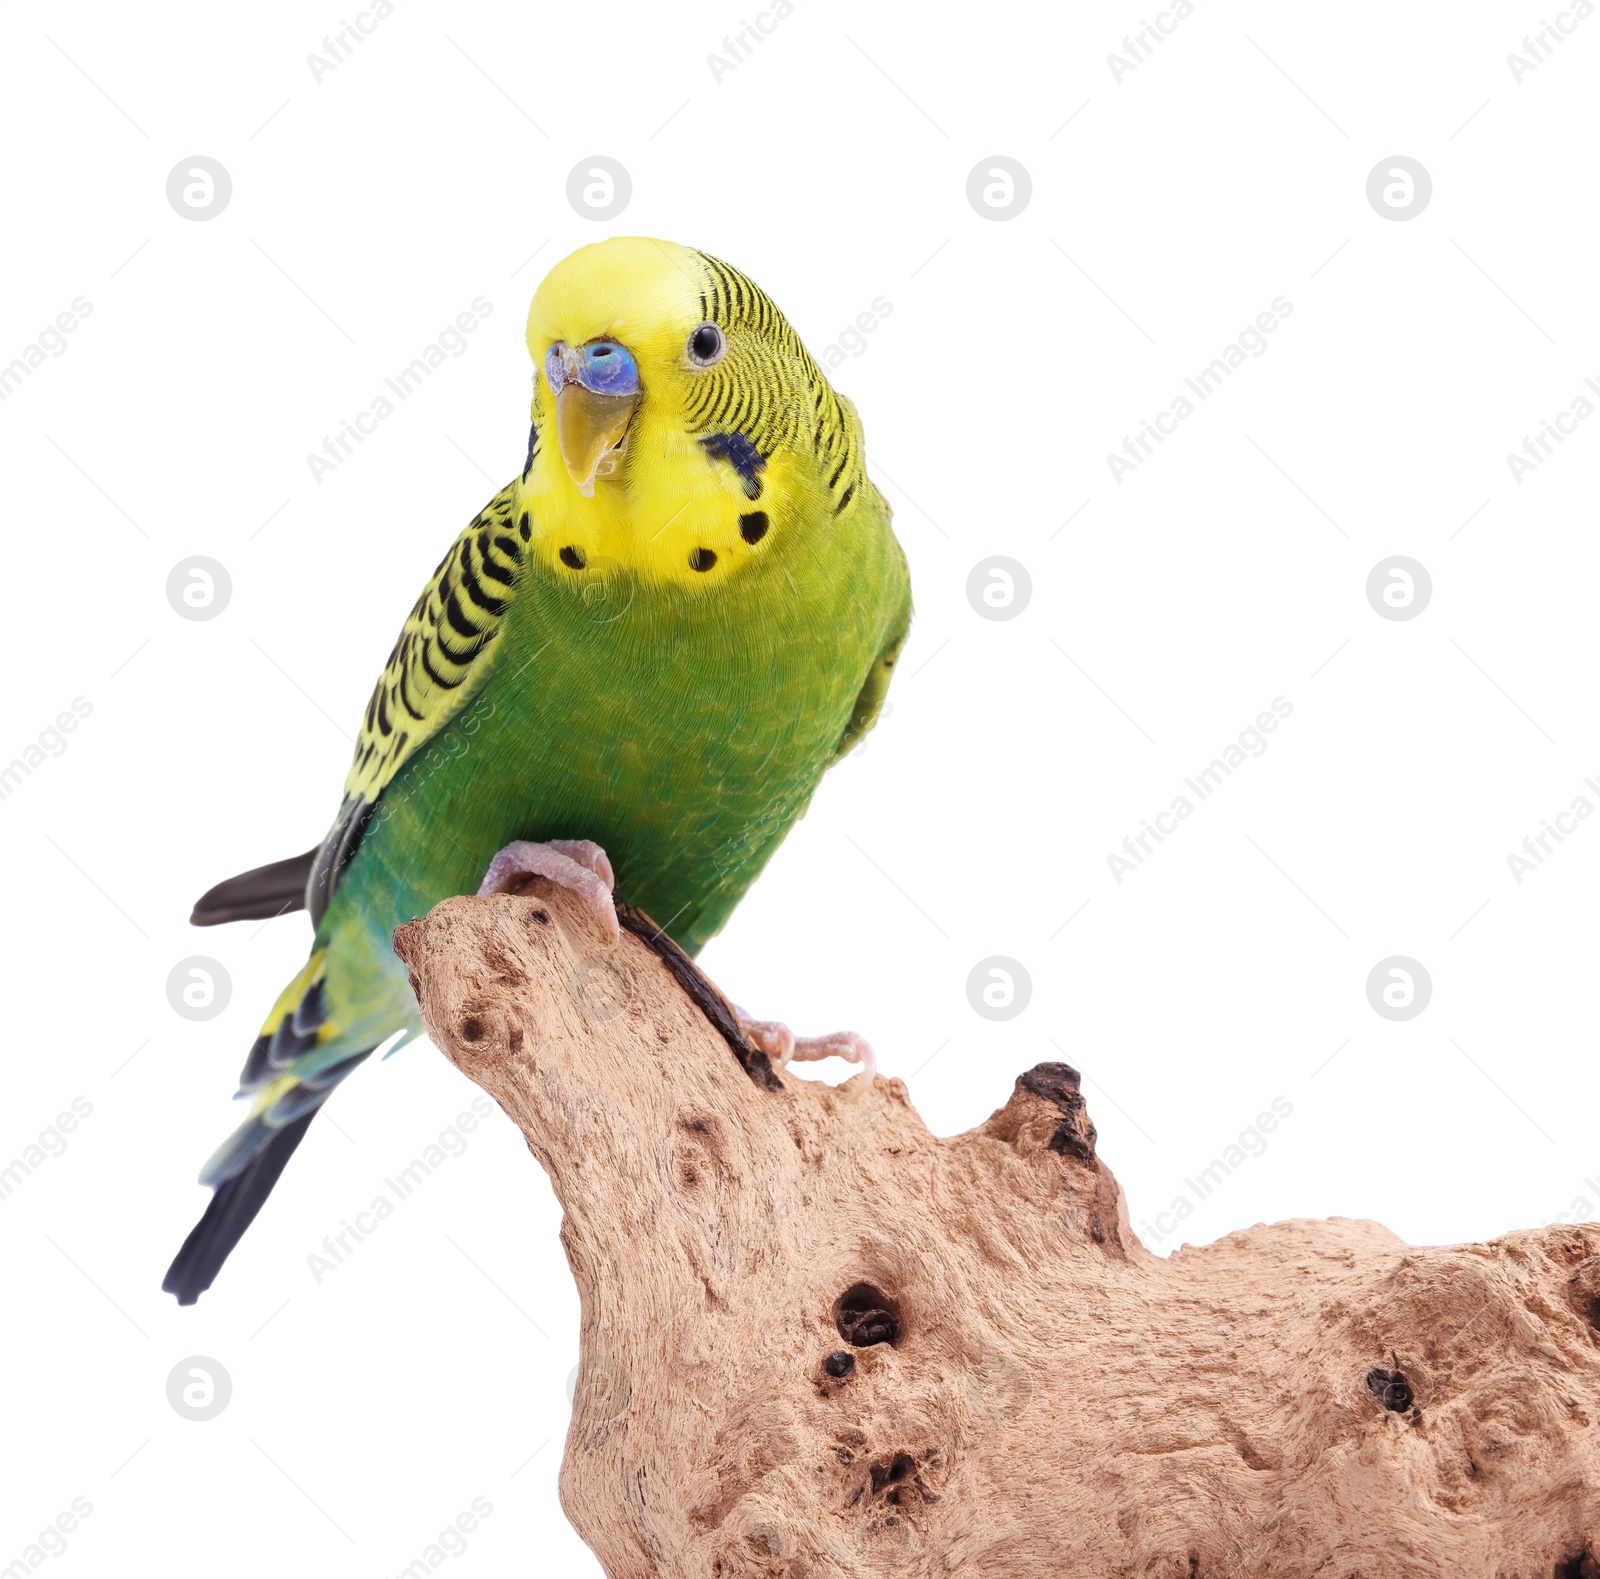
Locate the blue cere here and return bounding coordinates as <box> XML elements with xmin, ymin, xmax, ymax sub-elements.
<box><xmin>545</xmin><ymin>339</ymin><xmax>641</xmax><ymax>397</ymax></box>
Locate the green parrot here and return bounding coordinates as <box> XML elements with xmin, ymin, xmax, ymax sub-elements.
<box><xmin>165</xmin><ymin>237</ymin><xmax>912</xmax><ymax>1303</ymax></box>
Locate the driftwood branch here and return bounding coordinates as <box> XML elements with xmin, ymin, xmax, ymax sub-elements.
<box><xmin>393</xmin><ymin>885</ymin><xmax>1600</xmax><ymax>1579</ymax></box>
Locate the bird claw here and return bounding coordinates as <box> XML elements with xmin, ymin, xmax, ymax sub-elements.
<box><xmin>473</xmin><ymin>852</ymin><xmax>874</xmax><ymax>1084</ymax></box>
<box><xmin>738</xmin><ymin>1015</ymin><xmax>794</xmax><ymax>1067</ymax></box>
<box><xmin>477</xmin><ymin>838</ymin><xmax>619</xmax><ymax>945</ymax></box>
<box><xmin>735</xmin><ymin>1008</ymin><xmax>876</xmax><ymax>1087</ymax></box>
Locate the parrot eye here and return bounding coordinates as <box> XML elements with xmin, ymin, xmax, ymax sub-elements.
<box><xmin>687</xmin><ymin>322</ymin><xmax>726</xmax><ymax>367</ymax></box>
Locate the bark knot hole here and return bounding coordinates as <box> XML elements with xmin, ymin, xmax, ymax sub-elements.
<box><xmin>1566</xmin><ymin>1257</ymin><xmax>1600</xmax><ymax>1331</ymax></box>
<box><xmin>835</xmin><ymin>1282</ymin><xmax>900</xmax><ymax>1347</ymax></box>
<box><xmin>1365</xmin><ymin>1364</ymin><xmax>1413</xmax><ymax>1412</ymax></box>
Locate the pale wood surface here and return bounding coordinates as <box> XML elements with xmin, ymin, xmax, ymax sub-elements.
<box><xmin>394</xmin><ymin>883</ymin><xmax>1600</xmax><ymax>1579</ymax></box>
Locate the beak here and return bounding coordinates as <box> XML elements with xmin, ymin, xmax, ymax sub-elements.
<box><xmin>557</xmin><ymin>384</ymin><xmax>639</xmax><ymax>497</ymax></box>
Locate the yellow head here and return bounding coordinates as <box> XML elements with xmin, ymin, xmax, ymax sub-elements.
<box><xmin>521</xmin><ymin>237</ymin><xmax>869</xmax><ymax>588</ymax></box>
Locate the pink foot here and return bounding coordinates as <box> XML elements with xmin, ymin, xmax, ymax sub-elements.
<box><xmin>736</xmin><ymin>1009</ymin><xmax>876</xmax><ymax>1082</ymax></box>
<box><xmin>478</xmin><ymin>838</ymin><xmax>619</xmax><ymax>944</ymax></box>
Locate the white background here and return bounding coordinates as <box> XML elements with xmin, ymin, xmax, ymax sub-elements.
<box><xmin>2</xmin><ymin>0</ymin><xmax>1596</xmax><ymax>1572</ymax></box>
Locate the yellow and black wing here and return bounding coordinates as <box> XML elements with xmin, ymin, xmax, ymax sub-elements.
<box><xmin>306</xmin><ymin>482</ymin><xmax>528</xmax><ymax>923</ymax></box>
<box><xmin>343</xmin><ymin>482</ymin><xmax>526</xmax><ymax>801</ymax></box>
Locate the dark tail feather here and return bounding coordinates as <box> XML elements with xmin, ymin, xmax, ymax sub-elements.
<box><xmin>163</xmin><ymin>1110</ymin><xmax>318</xmax><ymax>1305</ymax></box>
<box><xmin>190</xmin><ymin>848</ymin><xmax>318</xmax><ymax>926</ymax></box>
